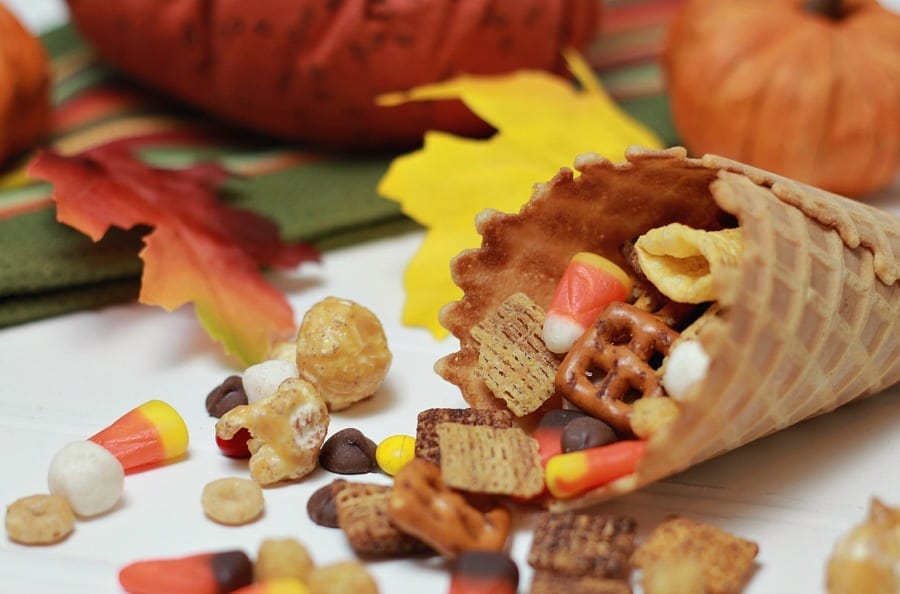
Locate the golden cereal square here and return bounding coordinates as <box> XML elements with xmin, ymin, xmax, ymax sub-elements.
<box><xmin>436</xmin><ymin>422</ymin><xmax>544</xmax><ymax>498</ymax></box>
<box><xmin>415</xmin><ymin>407</ymin><xmax>513</xmax><ymax>465</ymax></box>
<box><xmin>527</xmin><ymin>512</ymin><xmax>636</xmax><ymax>579</ymax></box>
<box><xmin>529</xmin><ymin>571</ymin><xmax>633</xmax><ymax>594</ymax></box>
<box><xmin>631</xmin><ymin>516</ymin><xmax>758</xmax><ymax>594</ymax></box>
<box><xmin>470</xmin><ymin>292</ymin><xmax>560</xmax><ymax>416</ymax></box>
<box><xmin>333</xmin><ymin>482</ymin><xmax>431</xmax><ymax>557</ymax></box>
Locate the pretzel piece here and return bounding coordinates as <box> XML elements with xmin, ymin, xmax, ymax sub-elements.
<box><xmin>387</xmin><ymin>458</ymin><xmax>511</xmax><ymax>559</ymax></box>
<box><xmin>555</xmin><ymin>302</ymin><xmax>679</xmax><ymax>434</ymax></box>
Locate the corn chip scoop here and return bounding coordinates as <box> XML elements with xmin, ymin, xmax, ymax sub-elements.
<box><xmin>435</xmin><ymin>146</ymin><xmax>900</xmax><ymax>511</ymax></box>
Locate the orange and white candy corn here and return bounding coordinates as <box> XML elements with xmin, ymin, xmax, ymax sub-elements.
<box><xmin>544</xmin><ymin>439</ymin><xmax>646</xmax><ymax>499</ymax></box>
<box><xmin>90</xmin><ymin>399</ymin><xmax>189</xmax><ymax>472</ymax></box>
<box><xmin>542</xmin><ymin>252</ymin><xmax>633</xmax><ymax>353</ymax></box>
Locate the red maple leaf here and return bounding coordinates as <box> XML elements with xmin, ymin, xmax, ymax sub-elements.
<box><xmin>28</xmin><ymin>146</ymin><xmax>319</xmax><ymax>366</ymax></box>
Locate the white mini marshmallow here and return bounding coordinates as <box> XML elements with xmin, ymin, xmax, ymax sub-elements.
<box><xmin>662</xmin><ymin>339</ymin><xmax>710</xmax><ymax>401</ymax></box>
<box><xmin>242</xmin><ymin>358</ymin><xmax>299</xmax><ymax>404</ymax></box>
<box><xmin>48</xmin><ymin>440</ymin><xmax>124</xmax><ymax>517</ymax></box>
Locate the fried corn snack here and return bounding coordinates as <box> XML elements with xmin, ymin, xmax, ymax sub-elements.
<box><xmin>216</xmin><ymin>378</ymin><xmax>329</xmax><ymax>485</ymax></box>
<box><xmin>634</xmin><ymin>223</ymin><xmax>743</xmax><ymax>304</ymax></box>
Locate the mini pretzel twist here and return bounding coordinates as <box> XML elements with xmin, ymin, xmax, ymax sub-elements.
<box><xmin>556</xmin><ymin>302</ymin><xmax>679</xmax><ymax>434</ymax></box>
<box><xmin>387</xmin><ymin>458</ymin><xmax>510</xmax><ymax>559</ymax></box>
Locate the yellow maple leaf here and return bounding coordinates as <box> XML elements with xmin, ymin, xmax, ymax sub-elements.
<box><xmin>377</xmin><ymin>51</ymin><xmax>662</xmax><ymax>338</ymax></box>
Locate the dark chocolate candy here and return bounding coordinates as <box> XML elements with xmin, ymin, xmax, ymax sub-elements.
<box><xmin>561</xmin><ymin>416</ymin><xmax>617</xmax><ymax>453</ymax></box>
<box><xmin>205</xmin><ymin>375</ymin><xmax>248</xmax><ymax>418</ymax></box>
<box><xmin>318</xmin><ymin>428</ymin><xmax>378</xmax><ymax>474</ymax></box>
<box><xmin>306</xmin><ymin>480</ymin><xmax>346</xmax><ymax>528</ymax></box>
<box><xmin>537</xmin><ymin>408</ymin><xmax>588</xmax><ymax>430</ymax></box>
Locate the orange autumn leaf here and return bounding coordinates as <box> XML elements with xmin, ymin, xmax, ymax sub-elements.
<box><xmin>27</xmin><ymin>147</ymin><xmax>318</xmax><ymax>366</ymax></box>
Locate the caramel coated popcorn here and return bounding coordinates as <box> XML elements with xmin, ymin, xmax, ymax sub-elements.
<box><xmin>295</xmin><ymin>297</ymin><xmax>392</xmax><ymax>411</ymax></box>
<box><xmin>216</xmin><ymin>378</ymin><xmax>329</xmax><ymax>485</ymax></box>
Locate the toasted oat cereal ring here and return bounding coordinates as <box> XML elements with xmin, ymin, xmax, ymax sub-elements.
<box><xmin>255</xmin><ymin>538</ymin><xmax>314</xmax><ymax>582</ymax></box>
<box><xmin>5</xmin><ymin>494</ymin><xmax>75</xmax><ymax>545</ymax></box>
<box><xmin>306</xmin><ymin>561</ymin><xmax>379</xmax><ymax>594</ymax></box>
<box><xmin>201</xmin><ymin>477</ymin><xmax>264</xmax><ymax>525</ymax></box>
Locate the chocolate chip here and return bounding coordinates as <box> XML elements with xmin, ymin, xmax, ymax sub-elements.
<box><xmin>307</xmin><ymin>480</ymin><xmax>346</xmax><ymax>528</ymax></box>
<box><xmin>318</xmin><ymin>428</ymin><xmax>377</xmax><ymax>474</ymax></box>
<box><xmin>209</xmin><ymin>550</ymin><xmax>254</xmax><ymax>593</ymax></box>
<box><xmin>537</xmin><ymin>408</ymin><xmax>588</xmax><ymax>430</ymax></box>
<box><xmin>205</xmin><ymin>375</ymin><xmax>248</xmax><ymax>418</ymax></box>
<box><xmin>561</xmin><ymin>416</ymin><xmax>617</xmax><ymax>453</ymax></box>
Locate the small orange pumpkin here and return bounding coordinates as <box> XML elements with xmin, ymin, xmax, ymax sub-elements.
<box><xmin>65</xmin><ymin>0</ymin><xmax>601</xmax><ymax>149</ymax></box>
<box><xmin>663</xmin><ymin>0</ymin><xmax>900</xmax><ymax>198</ymax></box>
<box><xmin>0</xmin><ymin>4</ymin><xmax>52</xmax><ymax>166</ymax></box>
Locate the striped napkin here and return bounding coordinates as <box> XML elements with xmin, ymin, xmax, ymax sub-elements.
<box><xmin>0</xmin><ymin>0</ymin><xmax>682</xmax><ymax>328</ymax></box>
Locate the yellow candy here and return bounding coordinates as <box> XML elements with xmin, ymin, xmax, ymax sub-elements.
<box><xmin>231</xmin><ymin>578</ymin><xmax>310</xmax><ymax>594</ymax></box>
<box><xmin>375</xmin><ymin>434</ymin><xmax>416</xmax><ymax>476</ymax></box>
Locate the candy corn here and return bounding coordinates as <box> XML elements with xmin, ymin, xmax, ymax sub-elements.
<box><xmin>449</xmin><ymin>550</ymin><xmax>519</xmax><ymax>594</ymax></box>
<box><xmin>544</xmin><ymin>440</ymin><xmax>646</xmax><ymax>499</ymax></box>
<box><xmin>231</xmin><ymin>578</ymin><xmax>309</xmax><ymax>594</ymax></box>
<box><xmin>90</xmin><ymin>400</ymin><xmax>189</xmax><ymax>472</ymax></box>
<box><xmin>229</xmin><ymin>578</ymin><xmax>310</xmax><ymax>594</ymax></box>
<box><xmin>118</xmin><ymin>550</ymin><xmax>252</xmax><ymax>594</ymax></box>
<box><xmin>542</xmin><ymin>252</ymin><xmax>633</xmax><ymax>354</ymax></box>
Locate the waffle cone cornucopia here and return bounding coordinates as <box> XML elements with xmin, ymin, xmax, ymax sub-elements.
<box><xmin>435</xmin><ymin>146</ymin><xmax>900</xmax><ymax>511</ymax></box>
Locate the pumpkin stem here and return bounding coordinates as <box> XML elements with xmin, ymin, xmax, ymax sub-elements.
<box><xmin>805</xmin><ymin>0</ymin><xmax>843</xmax><ymax>19</ymax></box>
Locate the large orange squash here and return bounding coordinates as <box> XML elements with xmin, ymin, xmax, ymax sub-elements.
<box><xmin>663</xmin><ymin>0</ymin><xmax>900</xmax><ymax>197</ymax></box>
<box><xmin>0</xmin><ymin>3</ymin><xmax>52</xmax><ymax>166</ymax></box>
<box><xmin>65</xmin><ymin>0</ymin><xmax>600</xmax><ymax>149</ymax></box>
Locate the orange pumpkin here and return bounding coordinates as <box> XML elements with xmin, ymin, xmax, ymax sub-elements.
<box><xmin>65</xmin><ymin>0</ymin><xmax>601</xmax><ymax>149</ymax></box>
<box><xmin>0</xmin><ymin>3</ymin><xmax>52</xmax><ymax>166</ymax></box>
<box><xmin>663</xmin><ymin>0</ymin><xmax>900</xmax><ymax>197</ymax></box>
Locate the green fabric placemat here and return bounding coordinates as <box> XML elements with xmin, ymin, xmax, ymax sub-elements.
<box><xmin>0</xmin><ymin>25</ymin><xmax>417</xmax><ymax>327</ymax></box>
<box><xmin>0</xmin><ymin>2</ymin><xmax>679</xmax><ymax>328</ymax></box>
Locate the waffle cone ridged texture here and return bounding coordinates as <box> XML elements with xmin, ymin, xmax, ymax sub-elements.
<box><xmin>434</xmin><ymin>146</ymin><xmax>900</xmax><ymax>511</ymax></box>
